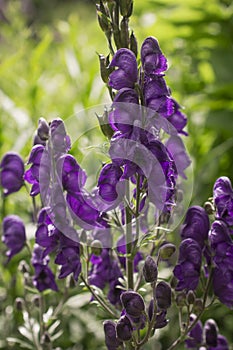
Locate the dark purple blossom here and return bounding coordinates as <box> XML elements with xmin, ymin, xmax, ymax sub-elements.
<box><xmin>98</xmin><ymin>163</ymin><xmax>123</xmax><ymax>202</ymax></box>
<box><xmin>49</xmin><ymin>118</ymin><xmax>71</xmax><ymax>155</ymax></box>
<box><xmin>185</xmin><ymin>314</ymin><xmax>203</xmax><ymax>349</ymax></box>
<box><xmin>208</xmin><ymin>335</ymin><xmax>229</xmax><ymax>350</ymax></box>
<box><xmin>109</xmin><ymin>48</ymin><xmax>138</xmax><ymax>89</ymax></box>
<box><xmin>180</xmin><ymin>206</ymin><xmax>210</xmax><ymax>249</ymax></box>
<box><xmin>0</xmin><ymin>152</ymin><xmax>24</xmax><ymax>196</ymax></box>
<box><xmin>155</xmin><ymin>281</ymin><xmax>172</xmax><ymax>310</ymax></box>
<box><xmin>173</xmin><ymin>238</ymin><xmax>202</xmax><ymax>291</ymax></box>
<box><xmin>143</xmin><ymin>256</ymin><xmax>158</xmax><ymax>283</ymax></box>
<box><xmin>2</xmin><ymin>215</ymin><xmax>26</xmax><ymax>261</ymax></box>
<box><xmin>141</xmin><ymin>36</ymin><xmax>167</xmax><ymax>75</ymax></box>
<box><xmin>213</xmin><ymin>176</ymin><xmax>233</xmax><ymax>226</ymax></box>
<box><xmin>116</xmin><ymin>315</ymin><xmax>133</xmax><ymax>341</ymax></box>
<box><xmin>121</xmin><ymin>291</ymin><xmax>145</xmax><ymax>318</ymax></box>
<box><xmin>212</xmin><ymin>267</ymin><xmax>233</xmax><ymax>308</ymax></box>
<box><xmin>103</xmin><ymin>320</ymin><xmax>123</xmax><ymax>350</ymax></box>
<box><xmin>56</xmin><ymin>154</ymin><xmax>87</xmax><ymax>194</ymax></box>
<box><xmin>204</xmin><ymin>319</ymin><xmax>218</xmax><ymax>348</ymax></box>
<box><xmin>166</xmin><ymin>136</ymin><xmax>191</xmax><ymax>179</ymax></box>
<box><xmin>55</xmin><ymin>245</ymin><xmax>81</xmax><ymax>281</ymax></box>
<box><xmin>24</xmin><ymin>144</ymin><xmax>49</xmax><ymax>196</ymax></box>
<box><xmin>31</xmin><ymin>245</ymin><xmax>58</xmax><ymax>292</ymax></box>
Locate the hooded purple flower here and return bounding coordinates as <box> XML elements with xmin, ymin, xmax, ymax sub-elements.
<box><xmin>49</xmin><ymin>118</ymin><xmax>71</xmax><ymax>156</ymax></box>
<box><xmin>31</xmin><ymin>245</ymin><xmax>58</xmax><ymax>292</ymax></box>
<box><xmin>121</xmin><ymin>291</ymin><xmax>145</xmax><ymax>318</ymax></box>
<box><xmin>141</xmin><ymin>37</ymin><xmax>167</xmax><ymax>75</ymax></box>
<box><xmin>116</xmin><ymin>315</ymin><xmax>133</xmax><ymax>341</ymax></box>
<box><xmin>212</xmin><ymin>267</ymin><xmax>233</xmax><ymax>308</ymax></box>
<box><xmin>56</xmin><ymin>154</ymin><xmax>87</xmax><ymax>194</ymax></box>
<box><xmin>24</xmin><ymin>144</ymin><xmax>50</xmax><ymax>196</ymax></box>
<box><xmin>155</xmin><ymin>281</ymin><xmax>172</xmax><ymax>310</ymax></box>
<box><xmin>204</xmin><ymin>319</ymin><xmax>218</xmax><ymax>348</ymax></box>
<box><xmin>98</xmin><ymin>163</ymin><xmax>123</xmax><ymax>202</ymax></box>
<box><xmin>103</xmin><ymin>320</ymin><xmax>123</xmax><ymax>350</ymax></box>
<box><xmin>209</xmin><ymin>220</ymin><xmax>233</xmax><ymax>274</ymax></box>
<box><xmin>55</xmin><ymin>244</ymin><xmax>81</xmax><ymax>281</ymax></box>
<box><xmin>173</xmin><ymin>238</ymin><xmax>202</xmax><ymax>291</ymax></box>
<box><xmin>89</xmin><ymin>249</ymin><xmax>123</xmax><ymax>306</ymax></box>
<box><xmin>180</xmin><ymin>206</ymin><xmax>210</xmax><ymax>249</ymax></box>
<box><xmin>213</xmin><ymin>176</ymin><xmax>233</xmax><ymax>226</ymax></box>
<box><xmin>2</xmin><ymin>215</ymin><xmax>26</xmax><ymax>261</ymax></box>
<box><xmin>109</xmin><ymin>48</ymin><xmax>138</xmax><ymax>89</ymax></box>
<box><xmin>185</xmin><ymin>314</ymin><xmax>203</xmax><ymax>349</ymax></box>
<box><xmin>0</xmin><ymin>152</ymin><xmax>24</xmax><ymax>196</ymax></box>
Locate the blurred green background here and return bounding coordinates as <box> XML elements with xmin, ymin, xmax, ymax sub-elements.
<box><xmin>0</xmin><ymin>0</ymin><xmax>233</xmax><ymax>349</ymax></box>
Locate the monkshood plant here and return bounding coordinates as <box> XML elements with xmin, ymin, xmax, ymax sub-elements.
<box><xmin>0</xmin><ymin>1</ymin><xmax>232</xmax><ymax>349</ymax></box>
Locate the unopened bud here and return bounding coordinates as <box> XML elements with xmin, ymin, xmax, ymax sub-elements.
<box><xmin>155</xmin><ymin>282</ymin><xmax>172</xmax><ymax>310</ymax></box>
<box><xmin>204</xmin><ymin>319</ymin><xmax>218</xmax><ymax>347</ymax></box>
<box><xmin>120</xmin><ymin>17</ymin><xmax>129</xmax><ymax>48</ymax></box>
<box><xmin>121</xmin><ymin>291</ymin><xmax>145</xmax><ymax>317</ymax></box>
<box><xmin>119</xmin><ymin>0</ymin><xmax>133</xmax><ymax>17</ymax></box>
<box><xmin>130</xmin><ymin>31</ymin><xmax>138</xmax><ymax>57</ymax></box>
<box><xmin>15</xmin><ymin>297</ymin><xmax>24</xmax><ymax>311</ymax></box>
<box><xmin>96</xmin><ymin>7</ymin><xmax>111</xmax><ymax>34</ymax></box>
<box><xmin>143</xmin><ymin>256</ymin><xmax>158</xmax><ymax>283</ymax></box>
<box><xmin>96</xmin><ymin>110</ymin><xmax>114</xmax><ymax>139</ymax></box>
<box><xmin>186</xmin><ymin>290</ymin><xmax>196</xmax><ymax>305</ymax></box>
<box><xmin>175</xmin><ymin>291</ymin><xmax>187</xmax><ymax>307</ymax></box>
<box><xmin>159</xmin><ymin>243</ymin><xmax>176</xmax><ymax>260</ymax></box>
<box><xmin>98</xmin><ymin>53</ymin><xmax>113</xmax><ymax>83</ymax></box>
<box><xmin>194</xmin><ymin>298</ymin><xmax>203</xmax><ymax>313</ymax></box>
<box><xmin>91</xmin><ymin>240</ymin><xmax>103</xmax><ymax>256</ymax></box>
<box><xmin>204</xmin><ymin>201</ymin><xmax>215</xmax><ymax>215</ymax></box>
<box><xmin>32</xmin><ymin>295</ymin><xmax>40</xmax><ymax>308</ymax></box>
<box><xmin>37</xmin><ymin>117</ymin><xmax>49</xmax><ymax>141</ymax></box>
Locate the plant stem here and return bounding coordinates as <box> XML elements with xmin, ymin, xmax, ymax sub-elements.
<box><xmin>125</xmin><ymin>180</ymin><xmax>134</xmax><ymax>290</ymax></box>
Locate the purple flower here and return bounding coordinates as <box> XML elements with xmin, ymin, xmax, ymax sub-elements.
<box><xmin>155</xmin><ymin>281</ymin><xmax>171</xmax><ymax>310</ymax></box>
<box><xmin>55</xmin><ymin>245</ymin><xmax>81</xmax><ymax>281</ymax></box>
<box><xmin>204</xmin><ymin>319</ymin><xmax>218</xmax><ymax>348</ymax></box>
<box><xmin>116</xmin><ymin>315</ymin><xmax>133</xmax><ymax>341</ymax></box>
<box><xmin>109</xmin><ymin>48</ymin><xmax>138</xmax><ymax>89</ymax></box>
<box><xmin>141</xmin><ymin>37</ymin><xmax>167</xmax><ymax>75</ymax></box>
<box><xmin>103</xmin><ymin>320</ymin><xmax>123</xmax><ymax>350</ymax></box>
<box><xmin>31</xmin><ymin>245</ymin><xmax>58</xmax><ymax>292</ymax></box>
<box><xmin>185</xmin><ymin>314</ymin><xmax>203</xmax><ymax>349</ymax></box>
<box><xmin>89</xmin><ymin>249</ymin><xmax>123</xmax><ymax>306</ymax></box>
<box><xmin>121</xmin><ymin>291</ymin><xmax>145</xmax><ymax>318</ymax></box>
<box><xmin>180</xmin><ymin>206</ymin><xmax>210</xmax><ymax>249</ymax></box>
<box><xmin>154</xmin><ymin>310</ymin><xmax>168</xmax><ymax>329</ymax></box>
<box><xmin>166</xmin><ymin>136</ymin><xmax>191</xmax><ymax>179</ymax></box>
<box><xmin>143</xmin><ymin>256</ymin><xmax>158</xmax><ymax>283</ymax></box>
<box><xmin>208</xmin><ymin>335</ymin><xmax>229</xmax><ymax>350</ymax></box>
<box><xmin>2</xmin><ymin>215</ymin><xmax>26</xmax><ymax>261</ymax></box>
<box><xmin>24</xmin><ymin>144</ymin><xmax>49</xmax><ymax>196</ymax></box>
<box><xmin>49</xmin><ymin>118</ymin><xmax>71</xmax><ymax>155</ymax></box>
<box><xmin>56</xmin><ymin>154</ymin><xmax>87</xmax><ymax>194</ymax></box>
<box><xmin>98</xmin><ymin>163</ymin><xmax>123</xmax><ymax>202</ymax></box>
<box><xmin>213</xmin><ymin>176</ymin><xmax>233</xmax><ymax>226</ymax></box>
<box><xmin>212</xmin><ymin>267</ymin><xmax>233</xmax><ymax>308</ymax></box>
<box><xmin>0</xmin><ymin>152</ymin><xmax>24</xmax><ymax>196</ymax></box>
<box><xmin>173</xmin><ymin>238</ymin><xmax>202</xmax><ymax>291</ymax></box>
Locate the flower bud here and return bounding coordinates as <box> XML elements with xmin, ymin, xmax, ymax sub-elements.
<box><xmin>120</xmin><ymin>17</ymin><xmax>129</xmax><ymax>48</ymax></box>
<box><xmin>18</xmin><ymin>260</ymin><xmax>30</xmax><ymax>274</ymax></box>
<box><xmin>130</xmin><ymin>31</ymin><xmax>138</xmax><ymax>58</ymax></box>
<box><xmin>143</xmin><ymin>256</ymin><xmax>158</xmax><ymax>283</ymax></box>
<box><xmin>186</xmin><ymin>290</ymin><xmax>196</xmax><ymax>305</ymax></box>
<box><xmin>119</xmin><ymin>0</ymin><xmax>133</xmax><ymax>17</ymax></box>
<box><xmin>15</xmin><ymin>297</ymin><xmax>24</xmax><ymax>311</ymax></box>
<box><xmin>37</xmin><ymin>117</ymin><xmax>49</xmax><ymax>141</ymax></box>
<box><xmin>104</xmin><ymin>320</ymin><xmax>122</xmax><ymax>349</ymax></box>
<box><xmin>41</xmin><ymin>331</ymin><xmax>51</xmax><ymax>344</ymax></box>
<box><xmin>32</xmin><ymin>295</ymin><xmax>40</xmax><ymax>308</ymax></box>
<box><xmin>175</xmin><ymin>291</ymin><xmax>187</xmax><ymax>307</ymax></box>
<box><xmin>204</xmin><ymin>319</ymin><xmax>218</xmax><ymax>347</ymax></box>
<box><xmin>204</xmin><ymin>201</ymin><xmax>215</xmax><ymax>215</ymax></box>
<box><xmin>193</xmin><ymin>298</ymin><xmax>203</xmax><ymax>313</ymax></box>
<box><xmin>98</xmin><ymin>53</ymin><xmax>112</xmax><ymax>83</ymax></box>
<box><xmin>0</xmin><ymin>152</ymin><xmax>24</xmax><ymax>196</ymax></box>
<box><xmin>159</xmin><ymin>243</ymin><xmax>176</xmax><ymax>260</ymax></box>
<box><xmin>121</xmin><ymin>291</ymin><xmax>145</xmax><ymax>317</ymax></box>
<box><xmin>155</xmin><ymin>282</ymin><xmax>172</xmax><ymax>310</ymax></box>
<box><xmin>91</xmin><ymin>240</ymin><xmax>103</xmax><ymax>256</ymax></box>
<box><xmin>116</xmin><ymin>315</ymin><xmax>133</xmax><ymax>341</ymax></box>
<box><xmin>96</xmin><ymin>6</ymin><xmax>111</xmax><ymax>34</ymax></box>
<box><xmin>96</xmin><ymin>110</ymin><xmax>114</xmax><ymax>139</ymax></box>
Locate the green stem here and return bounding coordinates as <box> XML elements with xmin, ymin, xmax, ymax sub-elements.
<box><xmin>80</xmin><ymin>274</ymin><xmax>118</xmax><ymax>318</ymax></box>
<box><xmin>125</xmin><ymin>181</ymin><xmax>134</xmax><ymax>290</ymax></box>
